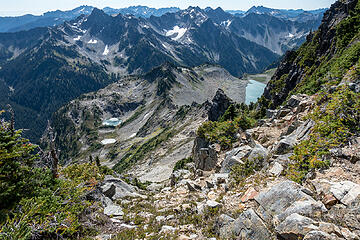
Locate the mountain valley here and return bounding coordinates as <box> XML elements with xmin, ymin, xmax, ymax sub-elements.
<box><xmin>47</xmin><ymin>63</ymin><xmax>247</xmax><ymax>182</ymax></box>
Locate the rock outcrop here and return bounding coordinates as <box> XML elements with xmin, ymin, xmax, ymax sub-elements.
<box><xmin>100</xmin><ymin>175</ymin><xmax>143</xmax><ymax>200</ymax></box>
<box><xmin>207</xmin><ymin>89</ymin><xmax>234</xmax><ymax>121</ymax></box>
<box><xmin>192</xmin><ymin>137</ymin><xmax>218</xmax><ymax>171</ymax></box>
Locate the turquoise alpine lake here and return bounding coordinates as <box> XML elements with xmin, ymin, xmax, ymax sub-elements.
<box><xmin>245</xmin><ymin>80</ymin><xmax>267</xmax><ymax>105</ymax></box>
<box><xmin>102</xmin><ymin>118</ymin><xmax>122</xmax><ymax>126</ymax></box>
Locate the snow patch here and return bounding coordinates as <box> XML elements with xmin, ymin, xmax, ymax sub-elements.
<box><xmin>101</xmin><ymin>139</ymin><xmax>116</xmax><ymax>145</ymax></box>
<box><xmin>129</xmin><ymin>133</ymin><xmax>136</xmax><ymax>138</ymax></box>
<box><xmin>73</xmin><ymin>36</ymin><xmax>81</xmax><ymax>41</ymax></box>
<box><xmin>71</xmin><ymin>24</ymin><xmax>86</xmax><ymax>33</ymax></box>
<box><xmin>166</xmin><ymin>26</ymin><xmax>187</xmax><ymax>41</ymax></box>
<box><xmin>88</xmin><ymin>39</ymin><xmax>98</xmax><ymax>44</ymax></box>
<box><xmin>143</xmin><ymin>113</ymin><xmax>151</xmax><ymax>120</ymax></box>
<box><xmin>103</xmin><ymin>45</ymin><xmax>109</xmax><ymax>55</ymax></box>
<box><xmin>288</xmin><ymin>33</ymin><xmax>295</xmax><ymax>38</ymax></box>
<box><xmin>221</xmin><ymin>20</ymin><xmax>232</xmax><ymax>27</ymax></box>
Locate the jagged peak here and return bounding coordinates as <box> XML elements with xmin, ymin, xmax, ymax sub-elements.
<box><xmin>203</xmin><ymin>6</ymin><xmax>224</xmax><ymax>12</ymax></box>
<box><xmin>214</xmin><ymin>7</ymin><xmax>226</xmax><ymax>13</ymax></box>
<box><xmin>81</xmin><ymin>7</ymin><xmax>112</xmax><ymax>30</ymax></box>
<box><xmin>88</xmin><ymin>7</ymin><xmax>109</xmax><ymax>19</ymax></box>
<box><xmin>72</xmin><ymin>5</ymin><xmax>93</xmax><ymax>11</ymax></box>
<box><xmin>186</xmin><ymin>6</ymin><xmax>202</xmax><ymax>12</ymax></box>
<box><xmin>182</xmin><ymin>6</ymin><xmax>206</xmax><ymax>17</ymax></box>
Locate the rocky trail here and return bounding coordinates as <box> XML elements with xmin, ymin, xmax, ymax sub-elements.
<box><xmin>88</xmin><ymin>87</ymin><xmax>360</xmax><ymax>239</ymax></box>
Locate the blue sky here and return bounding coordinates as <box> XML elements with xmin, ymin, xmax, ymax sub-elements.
<box><xmin>1</xmin><ymin>0</ymin><xmax>337</xmax><ymax>16</ymax></box>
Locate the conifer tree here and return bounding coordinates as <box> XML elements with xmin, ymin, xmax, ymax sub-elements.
<box><xmin>0</xmin><ymin>111</ymin><xmax>38</xmax><ymax>209</ymax></box>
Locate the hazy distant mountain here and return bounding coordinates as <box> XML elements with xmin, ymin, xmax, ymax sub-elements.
<box><xmin>0</xmin><ymin>6</ymin><xmax>180</xmax><ymax>32</ymax></box>
<box><xmin>225</xmin><ymin>10</ymin><xmax>246</xmax><ymax>16</ymax></box>
<box><xmin>226</xmin><ymin>13</ymin><xmax>322</xmax><ymax>55</ymax></box>
<box><xmin>204</xmin><ymin>7</ymin><xmax>322</xmax><ymax>55</ymax></box>
<box><xmin>103</xmin><ymin>6</ymin><xmax>180</xmax><ymax>18</ymax></box>
<box><xmin>0</xmin><ymin>5</ymin><xmax>326</xmax><ymax>33</ymax></box>
<box><xmin>243</xmin><ymin>6</ymin><xmax>326</xmax><ymax>22</ymax></box>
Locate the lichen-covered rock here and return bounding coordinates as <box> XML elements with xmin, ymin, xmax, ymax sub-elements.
<box><xmin>219</xmin><ymin>209</ymin><xmax>272</xmax><ymax>239</ymax></box>
<box><xmin>104</xmin><ymin>204</ymin><xmax>124</xmax><ymax>217</ymax></box>
<box><xmin>324</xmin><ymin>198</ymin><xmax>360</xmax><ymax>232</ymax></box>
<box><xmin>216</xmin><ymin>214</ymin><xmax>235</xmax><ymax>237</ymax></box>
<box><xmin>248</xmin><ymin>144</ymin><xmax>268</xmax><ymax>164</ymax></box>
<box><xmin>275</xmin><ymin>199</ymin><xmax>327</xmax><ymax>224</ymax></box>
<box><xmin>269</xmin><ymin>162</ymin><xmax>284</xmax><ymax>176</ymax></box>
<box><xmin>275</xmin><ymin>213</ymin><xmax>316</xmax><ymax>240</ymax></box>
<box><xmin>255</xmin><ymin>181</ymin><xmax>326</xmax><ymax>223</ymax></box>
<box><xmin>303</xmin><ymin>230</ymin><xmax>336</xmax><ymax>240</ymax></box>
<box><xmin>221</xmin><ymin>145</ymin><xmax>253</xmax><ymax>173</ymax></box>
<box><xmin>330</xmin><ymin>181</ymin><xmax>360</xmax><ymax>206</ymax></box>
<box><xmin>100</xmin><ymin>175</ymin><xmax>141</xmax><ymax>200</ymax></box>
<box><xmin>192</xmin><ymin>137</ymin><xmax>218</xmax><ymax>171</ymax></box>
<box><xmin>220</xmin><ymin>155</ymin><xmax>244</xmax><ymax>173</ymax></box>
<box><xmin>285</xmin><ymin>94</ymin><xmax>309</xmax><ymax>108</ymax></box>
<box><xmin>274</xmin><ymin>119</ymin><xmax>314</xmax><ymax>154</ymax></box>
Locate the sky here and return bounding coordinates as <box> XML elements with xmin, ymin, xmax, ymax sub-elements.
<box><xmin>0</xmin><ymin>0</ymin><xmax>337</xmax><ymax>17</ymax></box>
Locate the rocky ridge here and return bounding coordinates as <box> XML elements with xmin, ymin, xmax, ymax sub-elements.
<box><xmin>90</xmin><ymin>84</ymin><xmax>360</xmax><ymax>239</ymax></box>
<box><xmin>47</xmin><ymin>63</ymin><xmax>247</xmax><ymax>183</ymax></box>
<box><xmin>262</xmin><ymin>0</ymin><xmax>358</xmax><ymax>109</ymax></box>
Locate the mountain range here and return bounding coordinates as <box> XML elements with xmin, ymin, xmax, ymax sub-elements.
<box><xmin>0</xmin><ymin>5</ymin><xmax>326</xmax><ymax>33</ymax></box>
<box><xmin>0</xmin><ymin>5</ymin><xmax>325</xmax><ymax>141</ymax></box>
<box><xmin>243</xmin><ymin>5</ymin><xmax>326</xmax><ymax>21</ymax></box>
<box><xmin>0</xmin><ymin>6</ymin><xmax>180</xmax><ymax>33</ymax></box>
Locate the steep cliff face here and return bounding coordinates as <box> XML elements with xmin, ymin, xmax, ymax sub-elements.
<box><xmin>262</xmin><ymin>0</ymin><xmax>359</xmax><ymax>109</ymax></box>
